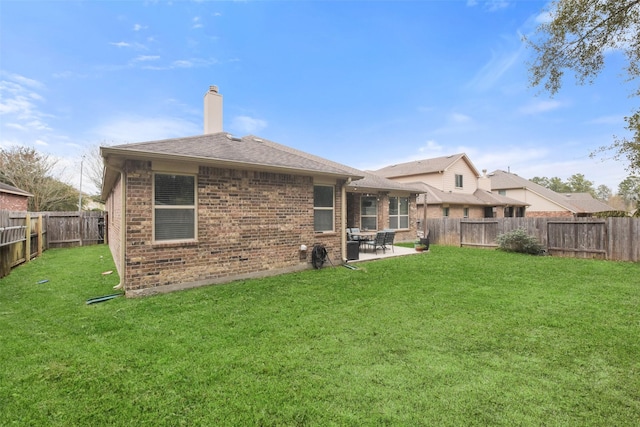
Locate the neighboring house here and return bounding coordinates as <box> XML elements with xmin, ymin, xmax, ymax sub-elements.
<box><xmin>372</xmin><ymin>154</ymin><xmax>528</xmax><ymax>219</ymax></box>
<box><xmin>101</xmin><ymin>86</ymin><xmax>421</xmax><ymax>296</ymax></box>
<box><xmin>0</xmin><ymin>182</ymin><xmax>32</xmax><ymax>211</ymax></box>
<box><xmin>489</xmin><ymin>170</ymin><xmax>616</xmax><ymax>217</ymax></box>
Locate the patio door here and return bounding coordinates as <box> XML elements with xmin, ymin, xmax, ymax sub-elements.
<box><xmin>361</xmin><ymin>196</ymin><xmax>377</xmax><ymax>231</ymax></box>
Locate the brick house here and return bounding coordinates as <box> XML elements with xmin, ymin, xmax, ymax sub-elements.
<box><xmin>373</xmin><ymin>154</ymin><xmax>527</xmax><ymax>219</ymax></box>
<box><xmin>101</xmin><ymin>86</ymin><xmax>420</xmax><ymax>296</ymax></box>
<box><xmin>489</xmin><ymin>169</ymin><xmax>616</xmax><ymax>217</ymax></box>
<box><xmin>0</xmin><ymin>182</ymin><xmax>32</xmax><ymax>211</ymax></box>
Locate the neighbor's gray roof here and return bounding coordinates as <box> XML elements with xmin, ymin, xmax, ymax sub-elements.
<box><xmin>489</xmin><ymin>170</ymin><xmax>615</xmax><ymax>213</ymax></box>
<box><xmin>559</xmin><ymin>193</ymin><xmax>617</xmax><ymax>213</ymax></box>
<box><xmin>372</xmin><ymin>153</ymin><xmax>480</xmax><ymax>178</ymax></box>
<box><xmin>410</xmin><ymin>181</ymin><xmax>527</xmax><ymax>207</ymax></box>
<box><xmin>0</xmin><ymin>182</ymin><xmax>33</xmax><ymax>197</ymax></box>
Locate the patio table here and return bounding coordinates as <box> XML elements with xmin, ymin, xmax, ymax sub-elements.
<box><xmin>350</xmin><ymin>231</ymin><xmax>377</xmax><ymax>251</ymax></box>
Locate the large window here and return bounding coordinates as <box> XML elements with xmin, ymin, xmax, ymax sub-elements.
<box><xmin>361</xmin><ymin>196</ymin><xmax>378</xmax><ymax>230</ymax></box>
<box><xmin>314</xmin><ymin>185</ymin><xmax>334</xmax><ymax>232</ymax></box>
<box><xmin>154</xmin><ymin>173</ymin><xmax>196</xmax><ymax>241</ymax></box>
<box><xmin>389</xmin><ymin>196</ymin><xmax>409</xmax><ymax>229</ymax></box>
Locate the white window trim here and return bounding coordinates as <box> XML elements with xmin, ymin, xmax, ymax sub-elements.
<box><xmin>153</xmin><ymin>172</ymin><xmax>198</xmax><ymax>244</ymax></box>
<box><xmin>314</xmin><ymin>184</ymin><xmax>335</xmax><ymax>233</ymax></box>
<box><xmin>388</xmin><ymin>196</ymin><xmax>410</xmax><ymax>230</ymax></box>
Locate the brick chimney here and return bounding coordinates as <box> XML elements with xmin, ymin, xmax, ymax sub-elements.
<box><xmin>204</xmin><ymin>85</ymin><xmax>223</xmax><ymax>134</ymax></box>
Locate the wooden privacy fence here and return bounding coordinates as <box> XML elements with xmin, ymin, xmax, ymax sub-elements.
<box><xmin>426</xmin><ymin>217</ymin><xmax>639</xmax><ymax>262</ymax></box>
<box><xmin>0</xmin><ymin>210</ymin><xmax>105</xmax><ymax>278</ymax></box>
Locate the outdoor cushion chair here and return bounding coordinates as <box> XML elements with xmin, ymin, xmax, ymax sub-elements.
<box><xmin>364</xmin><ymin>231</ymin><xmax>387</xmax><ymax>254</ymax></box>
<box><xmin>383</xmin><ymin>230</ymin><xmax>395</xmax><ymax>252</ymax></box>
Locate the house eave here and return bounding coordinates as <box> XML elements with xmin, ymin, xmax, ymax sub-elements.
<box><xmin>100</xmin><ymin>147</ymin><xmax>362</xmax><ymax>197</ymax></box>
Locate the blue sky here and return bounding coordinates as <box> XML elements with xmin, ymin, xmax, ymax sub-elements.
<box><xmin>1</xmin><ymin>0</ymin><xmax>636</xmax><ymax>194</ymax></box>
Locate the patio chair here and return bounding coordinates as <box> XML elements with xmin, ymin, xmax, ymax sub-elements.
<box><xmin>349</xmin><ymin>227</ymin><xmax>364</xmax><ymax>242</ymax></box>
<box><xmin>383</xmin><ymin>230</ymin><xmax>395</xmax><ymax>253</ymax></box>
<box><xmin>364</xmin><ymin>231</ymin><xmax>387</xmax><ymax>254</ymax></box>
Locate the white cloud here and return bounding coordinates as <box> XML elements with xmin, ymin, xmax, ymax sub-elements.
<box><xmin>450</xmin><ymin>112</ymin><xmax>472</xmax><ymax>123</ymax></box>
<box><xmin>192</xmin><ymin>16</ymin><xmax>203</xmax><ymax>29</ymax></box>
<box><xmin>231</xmin><ymin>116</ymin><xmax>268</xmax><ymax>134</ymax></box>
<box><xmin>109</xmin><ymin>41</ymin><xmax>147</xmax><ymax>50</ymax></box>
<box><xmin>467</xmin><ymin>44</ymin><xmax>524</xmax><ymax>91</ymax></box>
<box><xmin>518</xmin><ymin>99</ymin><xmax>563</xmax><ymax>115</ymax></box>
<box><xmin>133</xmin><ymin>55</ymin><xmax>160</xmax><ymax>62</ymax></box>
<box><xmin>467</xmin><ymin>0</ymin><xmax>511</xmax><ymax>12</ymax></box>
<box><xmin>89</xmin><ymin>116</ymin><xmax>201</xmax><ymax>143</ymax></box>
<box><xmin>133</xmin><ymin>24</ymin><xmax>148</xmax><ymax>31</ymax></box>
<box><xmin>587</xmin><ymin>115</ymin><xmax>625</xmax><ymax>125</ymax></box>
<box><xmin>417</xmin><ymin>139</ymin><xmax>444</xmax><ymax>154</ymax></box>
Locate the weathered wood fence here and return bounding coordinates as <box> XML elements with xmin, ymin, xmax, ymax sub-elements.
<box><xmin>426</xmin><ymin>217</ymin><xmax>639</xmax><ymax>262</ymax></box>
<box><xmin>0</xmin><ymin>210</ymin><xmax>105</xmax><ymax>278</ymax></box>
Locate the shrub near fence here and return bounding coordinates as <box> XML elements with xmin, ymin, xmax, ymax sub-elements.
<box><xmin>426</xmin><ymin>217</ymin><xmax>640</xmax><ymax>262</ymax></box>
<box><xmin>0</xmin><ymin>210</ymin><xmax>105</xmax><ymax>278</ymax></box>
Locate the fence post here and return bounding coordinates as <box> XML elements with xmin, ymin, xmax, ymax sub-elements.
<box><xmin>36</xmin><ymin>214</ymin><xmax>43</xmax><ymax>257</ymax></box>
<box><xmin>25</xmin><ymin>213</ymin><xmax>31</xmax><ymax>263</ymax></box>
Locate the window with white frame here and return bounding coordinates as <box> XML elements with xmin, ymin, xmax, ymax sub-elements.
<box><xmin>314</xmin><ymin>185</ymin><xmax>334</xmax><ymax>232</ymax></box>
<box><xmin>361</xmin><ymin>196</ymin><xmax>377</xmax><ymax>230</ymax></box>
<box><xmin>389</xmin><ymin>196</ymin><xmax>409</xmax><ymax>229</ymax></box>
<box><xmin>455</xmin><ymin>174</ymin><xmax>463</xmax><ymax>188</ymax></box>
<box><xmin>442</xmin><ymin>207</ymin><xmax>450</xmax><ymax>217</ymax></box>
<box><xmin>154</xmin><ymin>173</ymin><xmax>196</xmax><ymax>241</ymax></box>
<box><xmin>463</xmin><ymin>207</ymin><xmax>469</xmax><ymax>218</ymax></box>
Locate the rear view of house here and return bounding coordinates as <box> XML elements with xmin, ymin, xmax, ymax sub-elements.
<box><xmin>101</xmin><ymin>87</ymin><xmax>420</xmax><ymax>296</ymax></box>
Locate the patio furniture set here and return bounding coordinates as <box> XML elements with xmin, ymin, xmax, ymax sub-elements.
<box><xmin>346</xmin><ymin>228</ymin><xmax>395</xmax><ymax>254</ymax></box>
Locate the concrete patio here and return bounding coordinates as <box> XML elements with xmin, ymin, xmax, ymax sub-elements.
<box><xmin>347</xmin><ymin>244</ymin><xmax>428</xmax><ymax>264</ymax></box>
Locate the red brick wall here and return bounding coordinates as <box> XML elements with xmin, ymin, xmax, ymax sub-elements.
<box><xmin>526</xmin><ymin>211</ymin><xmax>573</xmax><ymax>218</ymax></box>
<box><xmin>120</xmin><ymin>161</ymin><xmax>343</xmax><ymax>295</ymax></box>
<box><xmin>347</xmin><ymin>192</ymin><xmax>418</xmax><ymax>242</ymax></box>
<box><xmin>0</xmin><ymin>193</ymin><xmax>28</xmax><ymax>211</ymax></box>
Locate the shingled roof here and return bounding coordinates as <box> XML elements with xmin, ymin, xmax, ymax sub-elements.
<box><xmin>101</xmin><ymin>132</ymin><xmax>423</xmax><ymax>196</ymax></box>
<box><xmin>0</xmin><ymin>182</ymin><xmax>33</xmax><ymax>197</ymax></box>
<box><xmin>103</xmin><ymin>132</ymin><xmax>362</xmax><ymax>177</ymax></box>
<box><xmin>372</xmin><ymin>153</ymin><xmax>480</xmax><ymax>178</ymax></box>
<box><xmin>409</xmin><ymin>181</ymin><xmax>527</xmax><ymax>207</ymax></box>
<box><xmin>489</xmin><ymin>170</ymin><xmax>615</xmax><ymax>214</ymax></box>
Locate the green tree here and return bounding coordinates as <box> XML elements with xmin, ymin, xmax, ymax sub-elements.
<box><xmin>526</xmin><ymin>0</ymin><xmax>640</xmax><ymax>174</ymax></box>
<box><xmin>617</xmin><ymin>176</ymin><xmax>640</xmax><ymax>209</ymax></box>
<box><xmin>566</xmin><ymin>173</ymin><xmax>595</xmax><ymax>194</ymax></box>
<box><xmin>548</xmin><ymin>177</ymin><xmax>571</xmax><ymax>193</ymax></box>
<box><xmin>0</xmin><ymin>146</ymin><xmax>79</xmax><ymax>211</ymax></box>
<box><xmin>530</xmin><ymin>176</ymin><xmax>551</xmax><ymax>188</ymax></box>
<box><xmin>595</xmin><ymin>184</ymin><xmax>612</xmax><ymax>201</ymax></box>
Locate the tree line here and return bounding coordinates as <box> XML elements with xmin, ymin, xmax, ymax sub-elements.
<box><xmin>0</xmin><ymin>146</ymin><xmax>103</xmax><ymax>212</ymax></box>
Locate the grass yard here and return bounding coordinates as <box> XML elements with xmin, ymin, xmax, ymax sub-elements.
<box><xmin>1</xmin><ymin>244</ymin><xmax>639</xmax><ymax>426</ymax></box>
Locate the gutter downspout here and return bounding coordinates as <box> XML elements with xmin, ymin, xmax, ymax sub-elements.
<box><xmin>341</xmin><ymin>178</ymin><xmax>351</xmax><ymax>262</ymax></box>
<box><xmin>106</xmin><ymin>162</ymin><xmax>126</xmax><ymax>292</ymax></box>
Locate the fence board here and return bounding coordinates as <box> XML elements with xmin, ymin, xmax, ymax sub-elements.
<box><xmin>0</xmin><ymin>210</ymin><xmax>105</xmax><ymax>278</ymax></box>
<box><xmin>426</xmin><ymin>217</ymin><xmax>639</xmax><ymax>262</ymax></box>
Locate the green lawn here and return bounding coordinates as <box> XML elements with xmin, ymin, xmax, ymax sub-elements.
<box><xmin>1</xmin><ymin>245</ymin><xmax>639</xmax><ymax>426</ymax></box>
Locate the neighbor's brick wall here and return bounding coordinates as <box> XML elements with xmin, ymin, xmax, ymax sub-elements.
<box><xmin>526</xmin><ymin>210</ymin><xmax>573</xmax><ymax>218</ymax></box>
<box><xmin>0</xmin><ymin>193</ymin><xmax>28</xmax><ymax>211</ymax></box>
<box><xmin>122</xmin><ymin>161</ymin><xmax>343</xmax><ymax>293</ymax></box>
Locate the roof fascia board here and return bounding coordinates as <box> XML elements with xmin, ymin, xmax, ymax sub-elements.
<box><xmin>101</xmin><ymin>148</ymin><xmax>362</xmax><ymax>181</ymax></box>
